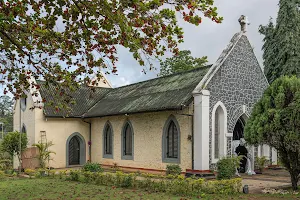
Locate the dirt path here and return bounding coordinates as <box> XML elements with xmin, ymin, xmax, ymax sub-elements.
<box><xmin>242</xmin><ymin>179</ymin><xmax>291</xmax><ymax>193</ymax></box>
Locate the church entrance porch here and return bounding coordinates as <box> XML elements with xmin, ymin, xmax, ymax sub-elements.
<box><xmin>232</xmin><ymin>115</ymin><xmax>252</xmax><ymax>173</ymax></box>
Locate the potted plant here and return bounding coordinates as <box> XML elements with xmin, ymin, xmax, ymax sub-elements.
<box><xmin>255</xmin><ymin>156</ymin><xmax>269</xmax><ymax>173</ymax></box>
<box><xmin>32</xmin><ymin>141</ymin><xmax>56</xmax><ymax>175</ymax></box>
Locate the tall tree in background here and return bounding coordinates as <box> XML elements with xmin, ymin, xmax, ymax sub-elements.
<box><xmin>259</xmin><ymin>0</ymin><xmax>300</xmax><ymax>83</ymax></box>
<box><xmin>158</xmin><ymin>50</ymin><xmax>207</xmax><ymax>77</ymax></box>
<box><xmin>0</xmin><ymin>0</ymin><xmax>222</xmax><ymax>111</ymax></box>
<box><xmin>0</xmin><ymin>96</ymin><xmax>13</xmax><ymax>134</ymax></box>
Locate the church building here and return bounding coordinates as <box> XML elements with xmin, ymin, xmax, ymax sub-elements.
<box><xmin>13</xmin><ymin>18</ymin><xmax>277</xmax><ymax>172</ymax></box>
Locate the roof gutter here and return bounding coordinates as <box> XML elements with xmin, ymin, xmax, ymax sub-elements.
<box><xmin>83</xmin><ymin>107</ymin><xmax>183</xmax><ymax>119</ymax></box>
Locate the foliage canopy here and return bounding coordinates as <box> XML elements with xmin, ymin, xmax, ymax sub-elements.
<box><xmin>158</xmin><ymin>50</ymin><xmax>207</xmax><ymax>77</ymax></box>
<box><xmin>244</xmin><ymin>76</ymin><xmax>300</xmax><ymax>190</ymax></box>
<box><xmin>0</xmin><ymin>0</ymin><xmax>222</xmax><ymax>111</ymax></box>
<box><xmin>0</xmin><ymin>131</ymin><xmax>27</xmax><ymax>167</ymax></box>
<box><xmin>259</xmin><ymin>0</ymin><xmax>300</xmax><ymax>83</ymax></box>
<box><xmin>32</xmin><ymin>141</ymin><xmax>56</xmax><ymax>169</ymax></box>
<box><xmin>0</xmin><ymin>96</ymin><xmax>13</xmax><ymax>134</ymax></box>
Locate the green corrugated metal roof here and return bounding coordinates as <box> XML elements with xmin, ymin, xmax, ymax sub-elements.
<box><xmin>40</xmin><ymin>66</ymin><xmax>210</xmax><ymax>118</ymax></box>
<box><xmin>38</xmin><ymin>81</ymin><xmax>112</xmax><ymax>117</ymax></box>
<box><xmin>84</xmin><ymin>66</ymin><xmax>211</xmax><ymax>118</ymax></box>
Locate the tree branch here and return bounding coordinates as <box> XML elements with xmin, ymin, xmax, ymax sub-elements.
<box><xmin>0</xmin><ymin>29</ymin><xmax>25</xmax><ymax>54</ymax></box>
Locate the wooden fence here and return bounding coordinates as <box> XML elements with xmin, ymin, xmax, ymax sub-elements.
<box><xmin>21</xmin><ymin>147</ymin><xmax>40</xmax><ymax>169</ymax></box>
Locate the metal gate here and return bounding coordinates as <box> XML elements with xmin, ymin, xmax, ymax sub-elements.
<box><xmin>69</xmin><ymin>136</ymin><xmax>80</xmax><ymax>165</ymax></box>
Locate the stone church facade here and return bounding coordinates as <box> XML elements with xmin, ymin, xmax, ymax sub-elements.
<box><xmin>13</xmin><ymin>28</ymin><xmax>277</xmax><ymax>172</ymax></box>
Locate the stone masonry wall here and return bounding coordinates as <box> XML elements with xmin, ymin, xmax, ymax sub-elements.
<box><xmin>206</xmin><ymin>35</ymin><xmax>269</xmax><ymax>167</ymax></box>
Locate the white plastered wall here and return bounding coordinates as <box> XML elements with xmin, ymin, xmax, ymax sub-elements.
<box><xmin>193</xmin><ymin>90</ymin><xmax>210</xmax><ymax>170</ymax></box>
<box><xmin>34</xmin><ymin>109</ymin><xmax>90</xmax><ymax>168</ymax></box>
<box><xmin>13</xmin><ymin>99</ymin><xmax>90</xmax><ymax>168</ymax></box>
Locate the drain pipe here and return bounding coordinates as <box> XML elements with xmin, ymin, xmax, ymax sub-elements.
<box><xmin>82</xmin><ymin>119</ymin><xmax>92</xmax><ymax>163</ymax></box>
<box><xmin>19</xmin><ymin>99</ymin><xmax>22</xmax><ymax>172</ymax></box>
<box><xmin>178</xmin><ymin>110</ymin><xmax>194</xmax><ymax>170</ymax></box>
<box><xmin>191</xmin><ymin>114</ymin><xmax>194</xmax><ymax>170</ymax></box>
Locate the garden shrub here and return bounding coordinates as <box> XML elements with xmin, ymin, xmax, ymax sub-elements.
<box><xmin>166</xmin><ymin>164</ymin><xmax>182</xmax><ymax>175</ymax></box>
<box><xmin>82</xmin><ymin>171</ymin><xmax>95</xmax><ymax>183</ymax></box>
<box><xmin>0</xmin><ymin>170</ymin><xmax>5</xmax><ymax>180</ymax></box>
<box><xmin>31</xmin><ymin>169</ymin><xmax>242</xmax><ymax>195</ymax></box>
<box><xmin>4</xmin><ymin>169</ymin><xmax>14</xmax><ymax>175</ymax></box>
<box><xmin>0</xmin><ymin>159</ymin><xmax>12</xmax><ymax>171</ymax></box>
<box><xmin>217</xmin><ymin>157</ymin><xmax>240</xmax><ymax>180</ymax></box>
<box><xmin>101</xmin><ymin>171</ymin><xmax>239</xmax><ymax>195</ymax></box>
<box><xmin>24</xmin><ymin>169</ymin><xmax>35</xmax><ymax>178</ymax></box>
<box><xmin>69</xmin><ymin>170</ymin><xmax>80</xmax><ymax>181</ymax></box>
<box><xmin>82</xmin><ymin>162</ymin><xmax>103</xmax><ymax>172</ymax></box>
<box><xmin>48</xmin><ymin>170</ymin><xmax>56</xmax><ymax>178</ymax></box>
<box><xmin>255</xmin><ymin>156</ymin><xmax>269</xmax><ymax>171</ymax></box>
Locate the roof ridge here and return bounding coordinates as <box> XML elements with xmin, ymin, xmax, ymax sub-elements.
<box><xmin>193</xmin><ymin>32</ymin><xmax>244</xmax><ymax>93</ymax></box>
<box><xmin>113</xmin><ymin>65</ymin><xmax>212</xmax><ymax>89</ymax></box>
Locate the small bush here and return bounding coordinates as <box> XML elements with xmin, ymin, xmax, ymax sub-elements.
<box><xmin>166</xmin><ymin>164</ymin><xmax>182</xmax><ymax>175</ymax></box>
<box><xmin>0</xmin><ymin>159</ymin><xmax>12</xmax><ymax>171</ymax></box>
<box><xmin>82</xmin><ymin>171</ymin><xmax>94</xmax><ymax>183</ymax></box>
<box><xmin>217</xmin><ymin>157</ymin><xmax>239</xmax><ymax>180</ymax></box>
<box><xmin>69</xmin><ymin>170</ymin><xmax>80</xmax><ymax>181</ymax></box>
<box><xmin>24</xmin><ymin>169</ymin><xmax>35</xmax><ymax>178</ymax></box>
<box><xmin>4</xmin><ymin>169</ymin><xmax>14</xmax><ymax>175</ymax></box>
<box><xmin>48</xmin><ymin>170</ymin><xmax>56</xmax><ymax>178</ymax></box>
<box><xmin>58</xmin><ymin>170</ymin><xmax>66</xmax><ymax>179</ymax></box>
<box><xmin>0</xmin><ymin>170</ymin><xmax>5</xmax><ymax>180</ymax></box>
<box><xmin>82</xmin><ymin>162</ymin><xmax>103</xmax><ymax>172</ymax></box>
<box><xmin>255</xmin><ymin>156</ymin><xmax>269</xmax><ymax>171</ymax></box>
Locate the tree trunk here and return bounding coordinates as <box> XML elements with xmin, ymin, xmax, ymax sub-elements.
<box><xmin>290</xmin><ymin>172</ymin><xmax>299</xmax><ymax>190</ymax></box>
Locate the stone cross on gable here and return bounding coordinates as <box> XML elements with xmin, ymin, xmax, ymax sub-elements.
<box><xmin>238</xmin><ymin>15</ymin><xmax>250</xmax><ymax>33</ymax></box>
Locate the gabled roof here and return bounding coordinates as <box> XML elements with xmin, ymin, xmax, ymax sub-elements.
<box><xmin>193</xmin><ymin>32</ymin><xmax>268</xmax><ymax>93</ymax></box>
<box><xmin>194</xmin><ymin>32</ymin><xmax>243</xmax><ymax>93</ymax></box>
<box><xmin>40</xmin><ymin>66</ymin><xmax>210</xmax><ymax>118</ymax></box>
<box><xmin>40</xmin><ymin>31</ymin><xmax>260</xmax><ymax>118</ymax></box>
<box><xmin>84</xmin><ymin>66</ymin><xmax>211</xmax><ymax>118</ymax></box>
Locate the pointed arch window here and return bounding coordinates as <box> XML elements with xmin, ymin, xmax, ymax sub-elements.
<box><xmin>121</xmin><ymin>121</ymin><xmax>134</xmax><ymax>160</ymax></box>
<box><xmin>20</xmin><ymin>97</ymin><xmax>27</xmax><ymax>111</ymax></box>
<box><xmin>167</xmin><ymin>121</ymin><xmax>178</xmax><ymax>158</ymax></box>
<box><xmin>212</xmin><ymin>102</ymin><xmax>227</xmax><ymax>163</ymax></box>
<box><xmin>214</xmin><ymin>108</ymin><xmax>220</xmax><ymax>159</ymax></box>
<box><xmin>21</xmin><ymin>124</ymin><xmax>26</xmax><ymax>134</ymax></box>
<box><xmin>103</xmin><ymin>122</ymin><xmax>113</xmax><ymax>159</ymax></box>
<box><xmin>163</xmin><ymin>116</ymin><xmax>180</xmax><ymax>163</ymax></box>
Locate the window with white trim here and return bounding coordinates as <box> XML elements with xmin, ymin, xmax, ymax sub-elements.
<box><xmin>212</xmin><ymin>104</ymin><xmax>226</xmax><ymax>162</ymax></box>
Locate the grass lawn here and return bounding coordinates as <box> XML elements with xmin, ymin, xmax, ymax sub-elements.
<box><xmin>0</xmin><ymin>178</ymin><xmax>298</xmax><ymax>200</ymax></box>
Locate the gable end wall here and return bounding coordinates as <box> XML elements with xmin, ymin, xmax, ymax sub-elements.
<box><xmin>206</xmin><ymin>35</ymin><xmax>269</xmax><ymax>167</ymax></box>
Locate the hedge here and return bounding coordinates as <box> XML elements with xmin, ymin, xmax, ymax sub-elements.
<box><xmin>67</xmin><ymin>170</ymin><xmax>242</xmax><ymax>195</ymax></box>
<box><xmin>20</xmin><ymin>169</ymin><xmax>242</xmax><ymax>195</ymax></box>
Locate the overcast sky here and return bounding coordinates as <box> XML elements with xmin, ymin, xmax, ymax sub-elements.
<box><xmin>106</xmin><ymin>0</ymin><xmax>279</xmax><ymax>87</ymax></box>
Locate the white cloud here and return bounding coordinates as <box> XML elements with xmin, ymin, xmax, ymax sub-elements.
<box><xmin>108</xmin><ymin>0</ymin><xmax>279</xmax><ymax>87</ymax></box>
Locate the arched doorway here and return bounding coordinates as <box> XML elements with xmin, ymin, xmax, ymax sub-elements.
<box><xmin>233</xmin><ymin>117</ymin><xmax>246</xmax><ymax>141</ymax></box>
<box><xmin>69</xmin><ymin>136</ymin><xmax>80</xmax><ymax>165</ymax></box>
<box><xmin>232</xmin><ymin>115</ymin><xmax>248</xmax><ymax>173</ymax></box>
<box><xmin>66</xmin><ymin>133</ymin><xmax>86</xmax><ymax>166</ymax></box>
